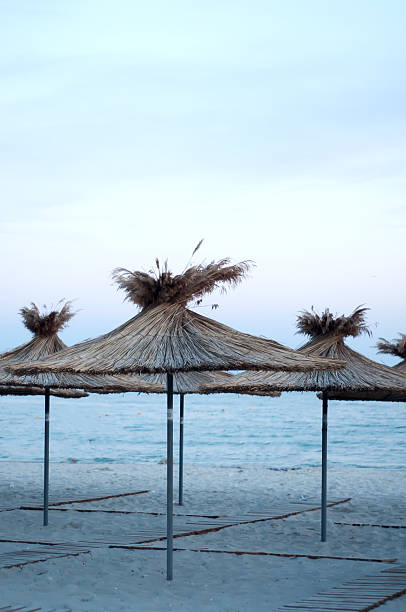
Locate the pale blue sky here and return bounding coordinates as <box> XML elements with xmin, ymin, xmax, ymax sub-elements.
<box><xmin>1</xmin><ymin>1</ymin><xmax>405</xmax><ymax>360</ymax></box>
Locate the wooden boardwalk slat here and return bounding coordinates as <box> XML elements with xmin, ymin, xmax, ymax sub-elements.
<box><xmin>335</xmin><ymin>522</ymin><xmax>406</xmax><ymax>529</ymax></box>
<box><xmin>0</xmin><ymin>489</ymin><xmax>149</xmax><ymax>513</ymax></box>
<box><xmin>48</xmin><ymin>489</ymin><xmax>150</xmax><ymax>506</ymax></box>
<box><xmin>279</xmin><ymin>564</ymin><xmax>406</xmax><ymax>611</ymax></box>
<box><xmin>0</xmin><ymin>607</ymin><xmax>42</xmax><ymax>612</ymax></box>
<box><xmin>0</xmin><ymin>606</ymin><xmax>71</xmax><ymax>611</ymax></box>
<box><xmin>115</xmin><ymin>545</ymin><xmax>396</xmax><ymax>564</ymax></box>
<box><xmin>0</xmin><ymin>546</ymin><xmax>91</xmax><ymax>569</ymax></box>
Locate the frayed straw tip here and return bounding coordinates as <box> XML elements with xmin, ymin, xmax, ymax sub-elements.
<box><xmin>19</xmin><ymin>301</ymin><xmax>75</xmax><ymax>336</ymax></box>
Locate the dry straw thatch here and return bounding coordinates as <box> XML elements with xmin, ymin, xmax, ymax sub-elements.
<box><xmin>11</xmin><ymin>254</ymin><xmax>345</xmax><ymax>377</ymax></box>
<box><xmin>86</xmin><ymin>372</ymin><xmax>233</xmax><ymax>395</ymax></box>
<box><xmin>142</xmin><ymin>370</ymin><xmax>234</xmax><ymax>394</ymax></box>
<box><xmin>0</xmin><ymin>385</ymin><xmax>89</xmax><ymax>399</ymax></box>
<box><xmin>199</xmin><ymin>307</ymin><xmax>406</xmax><ymax>395</ymax></box>
<box><xmin>377</xmin><ymin>334</ymin><xmax>406</xmax><ymax>376</ymax></box>
<box><xmin>376</xmin><ymin>334</ymin><xmax>406</xmax><ymax>360</ymax></box>
<box><xmin>321</xmin><ymin>389</ymin><xmax>406</xmax><ymax>402</ymax></box>
<box><xmin>2</xmin><ymin>303</ymin><xmax>164</xmax><ymax>395</ymax></box>
<box><xmin>141</xmin><ymin>371</ymin><xmax>280</xmax><ymax>396</ymax></box>
<box><xmin>0</xmin><ymin>385</ymin><xmax>87</xmax><ymax>398</ymax></box>
<box><xmin>112</xmin><ymin>254</ymin><xmax>251</xmax><ymax>309</ymax></box>
<box><xmin>297</xmin><ymin>306</ymin><xmax>371</xmax><ymax>339</ymax></box>
<box><xmin>327</xmin><ymin>332</ymin><xmax>406</xmax><ymax>402</ymax></box>
<box><xmin>89</xmin><ymin>371</ymin><xmax>281</xmax><ymax>398</ymax></box>
<box><xmin>20</xmin><ymin>301</ymin><xmax>74</xmax><ymax>337</ymax></box>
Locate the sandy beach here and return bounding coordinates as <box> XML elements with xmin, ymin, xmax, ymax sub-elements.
<box><xmin>0</xmin><ymin>461</ymin><xmax>405</xmax><ymax>611</ymax></box>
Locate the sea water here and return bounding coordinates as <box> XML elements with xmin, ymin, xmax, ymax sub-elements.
<box><xmin>0</xmin><ymin>392</ymin><xmax>404</xmax><ymax>468</ymax></box>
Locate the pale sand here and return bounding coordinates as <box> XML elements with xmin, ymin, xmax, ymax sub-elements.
<box><xmin>0</xmin><ymin>462</ymin><xmax>405</xmax><ymax>611</ymax></box>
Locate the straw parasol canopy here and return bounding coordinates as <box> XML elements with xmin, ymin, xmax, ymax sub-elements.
<box><xmin>144</xmin><ymin>371</ymin><xmax>234</xmax><ymax>394</ymax></box>
<box><xmin>86</xmin><ymin>371</ymin><xmax>233</xmax><ymax>395</ymax></box>
<box><xmin>0</xmin><ymin>302</ymin><xmax>89</xmax><ymax>396</ymax></box>
<box><xmin>325</xmin><ymin>333</ymin><xmax>406</xmax><ymax>402</ymax></box>
<box><xmin>198</xmin><ymin>307</ymin><xmax>406</xmax><ymax>395</ymax></box>
<box><xmin>1</xmin><ymin>302</ymin><xmax>164</xmax><ymax>395</ymax></box>
<box><xmin>140</xmin><ymin>371</ymin><xmax>278</xmax><ymax>396</ymax></box>
<box><xmin>12</xmin><ymin>258</ymin><xmax>345</xmax><ymax>377</ymax></box>
<box><xmin>0</xmin><ymin>385</ymin><xmax>87</xmax><ymax>398</ymax></box>
<box><xmin>142</xmin><ymin>370</ymin><xmax>281</xmax><ymax>396</ymax></box>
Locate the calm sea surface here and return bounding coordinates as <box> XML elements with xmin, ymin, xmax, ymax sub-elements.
<box><xmin>0</xmin><ymin>392</ymin><xmax>405</xmax><ymax>469</ymax></box>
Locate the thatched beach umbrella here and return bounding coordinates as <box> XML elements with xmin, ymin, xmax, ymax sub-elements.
<box><xmin>12</xmin><ymin>256</ymin><xmax>344</xmax><ymax>579</ymax></box>
<box><xmin>199</xmin><ymin>307</ymin><xmax>406</xmax><ymax>542</ymax></box>
<box><xmin>0</xmin><ymin>302</ymin><xmax>89</xmax><ymax>524</ymax></box>
<box><xmin>1</xmin><ymin>302</ymin><xmax>164</xmax><ymax>525</ymax></box>
<box><xmin>326</xmin><ymin>334</ymin><xmax>406</xmax><ymax>402</ymax></box>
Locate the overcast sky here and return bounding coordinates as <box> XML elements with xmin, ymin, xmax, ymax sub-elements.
<box><xmin>1</xmin><ymin>1</ymin><xmax>405</xmax><ymax>360</ymax></box>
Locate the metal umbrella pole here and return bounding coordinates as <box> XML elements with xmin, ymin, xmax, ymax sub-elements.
<box><xmin>166</xmin><ymin>373</ymin><xmax>174</xmax><ymax>580</ymax></box>
<box><xmin>179</xmin><ymin>393</ymin><xmax>184</xmax><ymax>506</ymax></box>
<box><xmin>321</xmin><ymin>390</ymin><xmax>328</xmax><ymax>541</ymax></box>
<box><xmin>43</xmin><ymin>387</ymin><xmax>50</xmax><ymax>526</ymax></box>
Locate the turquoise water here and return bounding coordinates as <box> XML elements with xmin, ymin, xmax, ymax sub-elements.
<box><xmin>0</xmin><ymin>392</ymin><xmax>405</xmax><ymax>468</ymax></box>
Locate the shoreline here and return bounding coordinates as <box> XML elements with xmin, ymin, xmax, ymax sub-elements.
<box><xmin>1</xmin><ymin>459</ymin><xmax>404</xmax><ymax>471</ymax></box>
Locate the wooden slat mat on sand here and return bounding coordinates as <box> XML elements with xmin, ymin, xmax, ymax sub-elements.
<box><xmin>0</xmin><ymin>489</ymin><xmax>149</xmax><ymax>512</ymax></box>
<box><xmin>0</xmin><ymin>498</ymin><xmax>356</xmax><ymax>570</ymax></box>
<box><xmin>0</xmin><ymin>546</ymin><xmax>92</xmax><ymax>569</ymax></box>
<box><xmin>279</xmin><ymin>564</ymin><xmax>406</xmax><ymax>611</ymax></box>
<box><xmin>0</xmin><ymin>605</ymin><xmax>71</xmax><ymax>611</ymax></box>
<box><xmin>120</xmin><ymin>546</ymin><xmax>396</xmax><ymax>564</ymax></box>
<box><xmin>21</xmin><ymin>496</ymin><xmax>349</xmax><ymax>521</ymax></box>
<box><xmin>0</xmin><ymin>498</ymin><xmax>350</xmax><ymax>546</ymax></box>
<box><xmin>335</xmin><ymin>521</ymin><xmax>406</xmax><ymax>529</ymax></box>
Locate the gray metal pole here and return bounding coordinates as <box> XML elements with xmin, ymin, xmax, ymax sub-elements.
<box><xmin>321</xmin><ymin>391</ymin><xmax>328</xmax><ymax>542</ymax></box>
<box><xmin>43</xmin><ymin>387</ymin><xmax>50</xmax><ymax>527</ymax></box>
<box><xmin>179</xmin><ymin>394</ymin><xmax>184</xmax><ymax>506</ymax></box>
<box><xmin>166</xmin><ymin>373</ymin><xmax>174</xmax><ymax>580</ymax></box>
